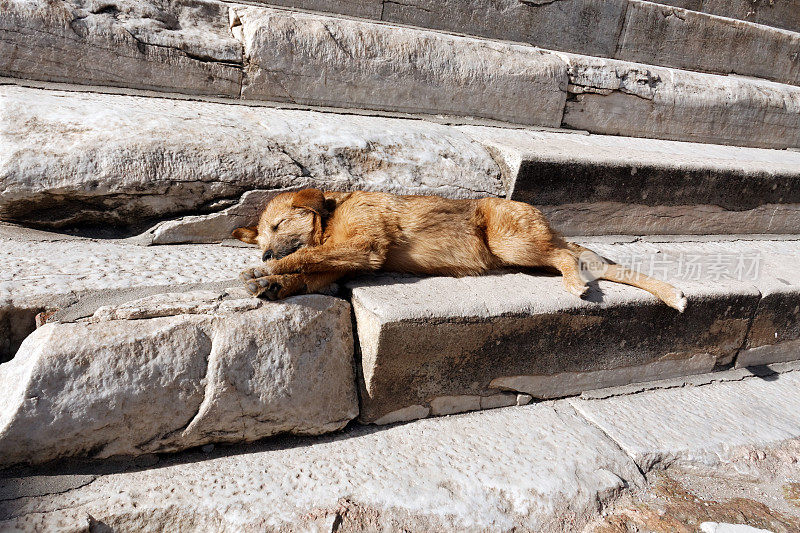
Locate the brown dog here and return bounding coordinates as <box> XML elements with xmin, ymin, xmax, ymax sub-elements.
<box><xmin>233</xmin><ymin>189</ymin><xmax>687</xmax><ymax>311</ymax></box>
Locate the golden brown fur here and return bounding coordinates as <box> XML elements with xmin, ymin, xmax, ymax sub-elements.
<box><xmin>233</xmin><ymin>189</ymin><xmax>687</xmax><ymax>311</ymax></box>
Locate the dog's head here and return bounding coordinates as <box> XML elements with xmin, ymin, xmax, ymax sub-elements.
<box><xmin>232</xmin><ymin>188</ymin><xmax>327</xmax><ymax>261</ymax></box>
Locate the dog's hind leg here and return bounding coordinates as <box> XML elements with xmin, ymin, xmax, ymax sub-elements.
<box><xmin>479</xmin><ymin>198</ymin><xmax>588</xmax><ymax>297</ymax></box>
<box><xmin>544</xmin><ymin>247</ymin><xmax>589</xmax><ymax>297</ymax></box>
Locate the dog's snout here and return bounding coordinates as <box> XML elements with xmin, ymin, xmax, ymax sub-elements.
<box><xmin>262</xmin><ymin>249</ymin><xmax>274</xmax><ymax>261</ymax></box>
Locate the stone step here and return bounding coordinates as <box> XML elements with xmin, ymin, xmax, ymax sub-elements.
<box><xmin>0</xmin><ymin>289</ymin><xmax>357</xmax><ymax>466</ymax></box>
<box><xmin>0</xmin><ymin>224</ymin><xmax>258</xmax><ymax>362</ymax></box>
<box><xmin>653</xmin><ymin>0</ymin><xmax>800</xmax><ymax>33</ymax></box>
<box><xmin>229</xmin><ymin>6</ymin><xmax>800</xmax><ymax>149</ymax></box>
<box><xmin>0</xmin><ymin>84</ymin><xmax>505</xmax><ymax>234</ymax></box>
<box><xmin>3</xmin><ymin>84</ymin><xmax>800</xmax><ymax>240</ymax></box>
<box><xmin>3</xmin><ymin>367</ymin><xmax>800</xmax><ymax>530</ymax></box>
<box><xmin>4</xmin><ymin>2</ymin><xmax>800</xmax><ymax>149</ymax></box>
<box><xmin>230</xmin><ymin>0</ymin><xmax>800</xmax><ymax>86</ymax></box>
<box><xmin>569</xmin><ymin>369</ymin><xmax>800</xmax><ymax>471</ymax></box>
<box><xmin>0</xmin><ymin>225</ymin><xmax>359</xmax><ymax>465</ymax></box>
<box><xmin>460</xmin><ymin>126</ymin><xmax>800</xmax><ymax>236</ymax></box>
<box><xmin>348</xmin><ymin>237</ymin><xmax>800</xmax><ymax>424</ymax></box>
<box><xmin>2</xmin><ymin>229</ymin><xmax>799</xmax><ymax>465</ymax></box>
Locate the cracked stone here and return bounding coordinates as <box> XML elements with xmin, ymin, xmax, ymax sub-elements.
<box><xmin>233</xmin><ymin>6</ymin><xmax>568</xmax><ymax>126</ymax></box>
<box><xmin>0</xmin><ymin>0</ymin><xmax>242</xmax><ymax>95</ymax></box>
<box><xmin>558</xmin><ymin>53</ymin><xmax>800</xmax><ymax>149</ymax></box>
<box><xmin>0</xmin><ymin>290</ymin><xmax>358</xmax><ymax>466</ymax></box>
<box><xmin>0</xmin><ymin>402</ymin><xmax>643</xmax><ymax>531</ymax></box>
<box><xmin>0</xmin><ymin>85</ymin><xmax>504</xmax><ymax>231</ymax></box>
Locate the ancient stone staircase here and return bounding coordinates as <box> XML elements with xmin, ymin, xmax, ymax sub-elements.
<box><xmin>2</xmin><ymin>0</ymin><xmax>800</xmax><ymax>528</ymax></box>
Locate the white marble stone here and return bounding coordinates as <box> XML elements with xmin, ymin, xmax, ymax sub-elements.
<box><xmin>569</xmin><ymin>371</ymin><xmax>800</xmax><ymax>470</ymax></box>
<box><xmin>0</xmin><ymin>0</ymin><xmax>241</xmax><ymax>94</ymax></box>
<box><xmin>0</xmin><ymin>403</ymin><xmax>643</xmax><ymax>531</ymax></box>
<box><xmin>0</xmin><ymin>291</ymin><xmax>357</xmax><ymax>466</ymax></box>
<box><xmin>0</xmin><ymin>85</ymin><xmax>504</xmax><ymax>229</ymax></box>
<box><xmin>232</xmin><ymin>6</ymin><xmax>567</xmax><ymax>126</ymax></box>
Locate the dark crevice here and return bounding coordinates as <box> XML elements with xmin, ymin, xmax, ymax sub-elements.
<box><xmin>121</xmin><ymin>27</ymin><xmax>243</xmax><ymax>68</ymax></box>
<box><xmin>0</xmin><ymin>187</ymin><xmax>257</xmax><ymax>239</ymax></box>
<box><xmin>382</xmin><ymin>0</ymin><xmax>433</xmax><ymax>13</ymax></box>
<box><xmin>729</xmin><ymin>292</ymin><xmax>763</xmax><ymax>368</ymax></box>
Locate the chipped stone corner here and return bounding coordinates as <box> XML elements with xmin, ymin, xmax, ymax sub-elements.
<box><xmin>143</xmin><ymin>189</ymin><xmax>290</xmax><ymax>245</ymax></box>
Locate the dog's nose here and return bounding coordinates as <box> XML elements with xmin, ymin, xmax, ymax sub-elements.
<box><xmin>262</xmin><ymin>249</ymin><xmax>274</xmax><ymax>261</ymax></box>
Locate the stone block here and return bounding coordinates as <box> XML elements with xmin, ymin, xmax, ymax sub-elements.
<box><xmin>560</xmin><ymin>54</ymin><xmax>800</xmax><ymax>149</ymax></box>
<box><xmin>232</xmin><ymin>6</ymin><xmax>568</xmax><ymax>126</ymax></box>
<box><xmin>350</xmin><ymin>262</ymin><xmax>759</xmax><ymax>424</ymax></box>
<box><xmin>381</xmin><ymin>0</ymin><xmax>625</xmax><ymax>61</ymax></box>
<box><xmin>0</xmin><ymin>225</ymin><xmax>260</xmax><ymax>363</ymax></box>
<box><xmin>0</xmin><ymin>0</ymin><xmax>241</xmax><ymax>95</ymax></box>
<box><xmin>461</xmin><ymin>126</ymin><xmax>800</xmax><ymax>235</ymax></box>
<box><xmin>736</xmin><ymin>248</ymin><xmax>800</xmax><ymax>367</ymax></box>
<box><xmin>0</xmin><ymin>402</ymin><xmax>643</xmax><ymax>531</ymax></box>
<box><xmin>656</xmin><ymin>0</ymin><xmax>800</xmax><ymax>33</ymax></box>
<box><xmin>0</xmin><ymin>290</ymin><xmax>357</xmax><ymax>466</ymax></box>
<box><xmin>617</xmin><ymin>1</ymin><xmax>800</xmax><ymax>86</ymax></box>
<box><xmin>569</xmin><ymin>371</ymin><xmax>800</xmax><ymax>469</ymax></box>
<box><xmin>0</xmin><ymin>85</ymin><xmax>503</xmax><ymax>231</ymax></box>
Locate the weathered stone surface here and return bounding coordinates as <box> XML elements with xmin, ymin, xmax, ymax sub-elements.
<box><xmin>0</xmin><ymin>403</ymin><xmax>643</xmax><ymax>531</ymax></box>
<box><xmin>656</xmin><ymin>0</ymin><xmax>800</xmax><ymax>33</ymax></box>
<box><xmin>736</xmin><ymin>246</ymin><xmax>800</xmax><ymax>367</ymax></box>
<box><xmin>349</xmin><ymin>238</ymin><xmax>765</xmax><ymax>423</ymax></box>
<box><xmin>384</xmin><ymin>0</ymin><xmax>800</xmax><ymax>86</ymax></box>
<box><xmin>232</xmin><ymin>6</ymin><xmax>567</xmax><ymax>125</ymax></box>
<box><xmin>617</xmin><ymin>1</ymin><xmax>800</xmax><ymax>87</ymax></box>
<box><xmin>560</xmin><ymin>53</ymin><xmax>800</xmax><ymax>149</ymax></box>
<box><xmin>0</xmin><ymin>223</ymin><xmax>259</xmax><ymax>362</ymax></box>
<box><xmin>0</xmin><ymin>290</ymin><xmax>357</xmax><ymax>466</ymax></box>
<box><xmin>0</xmin><ymin>85</ymin><xmax>504</xmax><ymax>230</ymax></box>
<box><xmin>460</xmin><ymin>126</ymin><xmax>800</xmax><ymax>235</ymax></box>
<box><xmin>249</xmin><ymin>0</ymin><xmax>800</xmax><ymax>87</ymax></box>
<box><xmin>382</xmin><ymin>0</ymin><xmax>625</xmax><ymax>59</ymax></box>
<box><xmin>632</xmin><ymin>239</ymin><xmax>800</xmax><ymax>369</ymax></box>
<box><xmin>569</xmin><ymin>370</ymin><xmax>800</xmax><ymax>470</ymax></box>
<box><xmin>0</xmin><ymin>0</ymin><xmax>241</xmax><ymax>95</ymax></box>
<box><xmin>0</xmin><ymin>226</ymin><xmax>255</xmax><ymax>308</ymax></box>
<box><xmin>252</xmin><ymin>0</ymin><xmax>383</xmax><ymax>19</ymax></box>
<box><xmin>144</xmin><ymin>189</ymin><xmax>286</xmax><ymax>244</ymax></box>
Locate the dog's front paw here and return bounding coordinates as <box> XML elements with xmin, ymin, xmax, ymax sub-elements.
<box><xmin>241</xmin><ymin>275</ymin><xmax>283</xmax><ymax>300</ymax></box>
<box><xmin>240</xmin><ymin>266</ymin><xmax>268</xmax><ymax>282</ymax></box>
<box><xmin>243</xmin><ymin>273</ymin><xmax>306</xmax><ymax>300</ymax></box>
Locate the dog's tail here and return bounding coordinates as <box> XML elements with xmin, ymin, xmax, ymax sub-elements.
<box><xmin>565</xmin><ymin>242</ymin><xmax>688</xmax><ymax>313</ymax></box>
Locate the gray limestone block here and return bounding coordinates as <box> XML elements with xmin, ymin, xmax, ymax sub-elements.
<box><xmin>349</xmin><ymin>269</ymin><xmax>759</xmax><ymax>424</ymax></box>
<box><xmin>560</xmin><ymin>53</ymin><xmax>800</xmax><ymax>149</ymax></box>
<box><xmin>0</xmin><ymin>0</ymin><xmax>242</xmax><ymax>95</ymax></box>
<box><xmin>655</xmin><ymin>0</ymin><xmax>800</xmax><ymax>33</ymax></box>
<box><xmin>617</xmin><ymin>1</ymin><xmax>800</xmax><ymax>86</ymax></box>
<box><xmin>233</xmin><ymin>6</ymin><xmax>568</xmax><ymax>126</ymax></box>
<box><xmin>0</xmin><ymin>290</ymin><xmax>357</xmax><ymax>466</ymax></box>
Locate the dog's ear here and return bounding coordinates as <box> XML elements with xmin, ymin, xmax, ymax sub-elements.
<box><xmin>292</xmin><ymin>188</ymin><xmax>327</xmax><ymax>217</ymax></box>
<box><xmin>232</xmin><ymin>226</ymin><xmax>258</xmax><ymax>244</ymax></box>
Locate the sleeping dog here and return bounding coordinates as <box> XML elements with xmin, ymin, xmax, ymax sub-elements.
<box><xmin>233</xmin><ymin>189</ymin><xmax>687</xmax><ymax>311</ymax></box>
